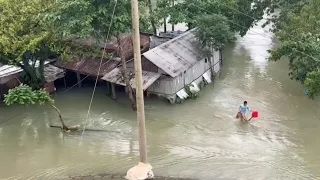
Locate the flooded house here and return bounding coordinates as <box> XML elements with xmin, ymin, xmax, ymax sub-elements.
<box><xmin>53</xmin><ymin>34</ymin><xmax>150</xmax><ymax>88</ymax></box>
<box><xmin>0</xmin><ymin>61</ymin><xmax>65</xmax><ymax>99</ymax></box>
<box><xmin>102</xmin><ymin>29</ymin><xmax>222</xmax><ymax>103</ymax></box>
<box><xmin>0</xmin><ymin>63</ymin><xmax>23</xmax><ymax>100</ymax></box>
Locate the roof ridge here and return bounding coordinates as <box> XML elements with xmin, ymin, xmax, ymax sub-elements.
<box><xmin>149</xmin><ymin>29</ymin><xmax>195</xmax><ymax>50</ymax></box>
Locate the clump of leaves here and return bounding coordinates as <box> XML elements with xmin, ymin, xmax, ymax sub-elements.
<box><xmin>185</xmin><ymin>84</ymin><xmax>200</xmax><ymax>99</ymax></box>
<box><xmin>305</xmin><ymin>70</ymin><xmax>320</xmax><ymax>100</ymax></box>
<box><xmin>195</xmin><ymin>14</ymin><xmax>235</xmax><ymax>50</ymax></box>
<box><xmin>4</xmin><ymin>84</ymin><xmax>54</xmax><ymax>106</ymax></box>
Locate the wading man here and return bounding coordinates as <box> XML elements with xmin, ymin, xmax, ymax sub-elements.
<box><xmin>236</xmin><ymin>101</ymin><xmax>251</xmax><ymax>121</ymax></box>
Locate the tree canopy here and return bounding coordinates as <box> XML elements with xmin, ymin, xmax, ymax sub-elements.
<box><xmin>153</xmin><ymin>0</ymin><xmax>270</xmax><ymax>50</ymax></box>
<box><xmin>268</xmin><ymin>0</ymin><xmax>320</xmax><ymax>99</ymax></box>
<box><xmin>0</xmin><ymin>0</ymin><xmax>56</xmax><ymax>89</ymax></box>
<box><xmin>0</xmin><ymin>0</ymin><xmax>151</xmax><ymax>90</ymax></box>
<box><xmin>47</xmin><ymin>0</ymin><xmax>150</xmax><ymax>42</ymax></box>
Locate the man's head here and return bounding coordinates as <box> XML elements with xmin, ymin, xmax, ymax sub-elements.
<box><xmin>244</xmin><ymin>101</ymin><xmax>247</xmax><ymax>106</ymax></box>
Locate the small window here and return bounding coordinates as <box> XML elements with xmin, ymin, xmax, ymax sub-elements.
<box><xmin>205</xmin><ymin>58</ymin><xmax>208</xmax><ymax>63</ymax></box>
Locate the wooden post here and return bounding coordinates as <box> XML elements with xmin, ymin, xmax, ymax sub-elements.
<box><xmin>63</xmin><ymin>76</ymin><xmax>67</xmax><ymax>88</ymax></box>
<box><xmin>163</xmin><ymin>17</ymin><xmax>167</xmax><ymax>33</ymax></box>
<box><xmin>111</xmin><ymin>83</ymin><xmax>116</xmax><ymax>99</ymax></box>
<box><xmin>219</xmin><ymin>49</ymin><xmax>223</xmax><ymax>65</ymax></box>
<box><xmin>132</xmin><ymin>0</ymin><xmax>148</xmax><ymax>164</ymax></box>
<box><xmin>76</xmin><ymin>72</ymin><xmax>82</xmax><ymax>88</ymax></box>
<box><xmin>106</xmin><ymin>82</ymin><xmax>110</xmax><ymax>95</ymax></box>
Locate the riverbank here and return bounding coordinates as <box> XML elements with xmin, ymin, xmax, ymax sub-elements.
<box><xmin>61</xmin><ymin>174</ymin><xmax>194</xmax><ymax>180</ymax></box>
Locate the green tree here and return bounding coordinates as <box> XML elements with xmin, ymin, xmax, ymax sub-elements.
<box><xmin>268</xmin><ymin>0</ymin><xmax>320</xmax><ymax>99</ymax></box>
<box><xmin>0</xmin><ymin>0</ymin><xmax>56</xmax><ymax>89</ymax></box>
<box><xmin>47</xmin><ymin>0</ymin><xmax>151</xmax><ymax>111</ymax></box>
<box><xmin>154</xmin><ymin>0</ymin><xmax>269</xmax><ymax>34</ymax></box>
<box><xmin>194</xmin><ymin>14</ymin><xmax>235</xmax><ymax>50</ymax></box>
<box><xmin>263</xmin><ymin>0</ymin><xmax>306</xmax><ymax>34</ymax></box>
<box><xmin>4</xmin><ymin>84</ymin><xmax>72</xmax><ymax>131</ymax></box>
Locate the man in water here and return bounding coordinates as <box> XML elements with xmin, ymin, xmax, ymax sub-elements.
<box><xmin>236</xmin><ymin>101</ymin><xmax>251</xmax><ymax>121</ymax></box>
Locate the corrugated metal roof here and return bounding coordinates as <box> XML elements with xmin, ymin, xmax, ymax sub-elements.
<box><xmin>143</xmin><ymin>29</ymin><xmax>205</xmax><ymax>77</ymax></box>
<box><xmin>0</xmin><ymin>65</ymin><xmax>23</xmax><ymax>78</ymax></box>
<box><xmin>69</xmin><ymin>34</ymin><xmax>151</xmax><ymax>61</ymax></box>
<box><xmin>101</xmin><ymin>67</ymin><xmax>161</xmax><ymax>90</ymax></box>
<box><xmin>149</xmin><ymin>35</ymin><xmax>171</xmax><ymax>49</ymax></box>
<box><xmin>0</xmin><ymin>60</ymin><xmax>52</xmax><ymax>78</ymax></box>
<box><xmin>44</xmin><ymin>64</ymin><xmax>65</xmax><ymax>82</ymax></box>
<box><xmin>54</xmin><ymin>57</ymin><xmax>120</xmax><ymax>77</ymax></box>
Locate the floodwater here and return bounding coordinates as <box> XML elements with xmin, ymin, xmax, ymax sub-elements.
<box><xmin>1</xmin><ymin>24</ymin><xmax>320</xmax><ymax>180</ymax></box>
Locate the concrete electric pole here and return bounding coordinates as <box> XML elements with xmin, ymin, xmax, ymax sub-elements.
<box><xmin>125</xmin><ymin>1</ymin><xmax>154</xmax><ymax>179</ymax></box>
<box><xmin>131</xmin><ymin>0</ymin><xmax>147</xmax><ymax>164</ymax></box>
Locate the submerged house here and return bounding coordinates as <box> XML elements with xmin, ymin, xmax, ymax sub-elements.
<box><xmin>0</xmin><ymin>61</ymin><xmax>65</xmax><ymax>99</ymax></box>
<box><xmin>54</xmin><ymin>34</ymin><xmax>150</xmax><ymax>88</ymax></box>
<box><xmin>0</xmin><ymin>63</ymin><xmax>23</xmax><ymax>99</ymax></box>
<box><xmin>102</xmin><ymin>29</ymin><xmax>222</xmax><ymax>103</ymax></box>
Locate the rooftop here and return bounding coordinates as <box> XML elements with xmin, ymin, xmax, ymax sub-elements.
<box><xmin>54</xmin><ymin>57</ymin><xmax>120</xmax><ymax>77</ymax></box>
<box><xmin>143</xmin><ymin>29</ymin><xmax>205</xmax><ymax>77</ymax></box>
<box><xmin>101</xmin><ymin>67</ymin><xmax>161</xmax><ymax>90</ymax></box>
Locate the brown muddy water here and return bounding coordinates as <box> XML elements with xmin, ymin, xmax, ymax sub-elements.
<box><xmin>1</xmin><ymin>24</ymin><xmax>320</xmax><ymax>180</ymax></box>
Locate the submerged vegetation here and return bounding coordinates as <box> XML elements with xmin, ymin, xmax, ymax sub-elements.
<box><xmin>4</xmin><ymin>84</ymin><xmax>71</xmax><ymax>131</ymax></box>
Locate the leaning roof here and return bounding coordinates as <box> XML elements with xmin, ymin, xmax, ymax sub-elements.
<box><xmin>143</xmin><ymin>29</ymin><xmax>204</xmax><ymax>77</ymax></box>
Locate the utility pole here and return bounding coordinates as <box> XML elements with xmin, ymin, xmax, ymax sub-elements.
<box><xmin>131</xmin><ymin>0</ymin><xmax>147</xmax><ymax>163</ymax></box>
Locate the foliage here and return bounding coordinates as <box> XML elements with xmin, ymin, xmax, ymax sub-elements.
<box><xmin>0</xmin><ymin>0</ymin><xmax>56</xmax><ymax>89</ymax></box>
<box><xmin>263</xmin><ymin>0</ymin><xmax>306</xmax><ymax>35</ymax></box>
<box><xmin>4</xmin><ymin>84</ymin><xmax>54</xmax><ymax>106</ymax></box>
<box><xmin>154</xmin><ymin>0</ymin><xmax>269</xmax><ymax>34</ymax></box>
<box><xmin>305</xmin><ymin>70</ymin><xmax>320</xmax><ymax>99</ymax></box>
<box><xmin>47</xmin><ymin>0</ymin><xmax>150</xmax><ymax>44</ymax></box>
<box><xmin>153</xmin><ymin>0</ymin><xmax>270</xmax><ymax>51</ymax></box>
<box><xmin>195</xmin><ymin>14</ymin><xmax>235</xmax><ymax>50</ymax></box>
<box><xmin>268</xmin><ymin>0</ymin><xmax>320</xmax><ymax>98</ymax></box>
<box><xmin>185</xmin><ymin>84</ymin><xmax>200</xmax><ymax>99</ymax></box>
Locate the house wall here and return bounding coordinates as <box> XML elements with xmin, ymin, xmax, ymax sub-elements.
<box><xmin>149</xmin><ymin>36</ymin><xmax>172</xmax><ymax>49</ymax></box>
<box><xmin>141</xmin><ymin>56</ymin><xmax>158</xmax><ymax>73</ymax></box>
<box><xmin>0</xmin><ymin>76</ymin><xmax>21</xmax><ymax>100</ymax></box>
<box><xmin>126</xmin><ymin>56</ymin><xmax>161</xmax><ymax>73</ymax></box>
<box><xmin>147</xmin><ymin>50</ymin><xmax>221</xmax><ymax>96</ymax></box>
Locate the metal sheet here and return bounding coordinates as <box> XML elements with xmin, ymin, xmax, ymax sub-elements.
<box><xmin>54</xmin><ymin>58</ymin><xmax>120</xmax><ymax>77</ymax></box>
<box><xmin>0</xmin><ymin>60</ymin><xmax>51</xmax><ymax>78</ymax></box>
<box><xmin>143</xmin><ymin>29</ymin><xmax>205</xmax><ymax>78</ymax></box>
<box><xmin>101</xmin><ymin>67</ymin><xmax>161</xmax><ymax>90</ymax></box>
<box><xmin>176</xmin><ymin>88</ymin><xmax>189</xmax><ymax>99</ymax></box>
<box><xmin>203</xmin><ymin>72</ymin><xmax>212</xmax><ymax>84</ymax></box>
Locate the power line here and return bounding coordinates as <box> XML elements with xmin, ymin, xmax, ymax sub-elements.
<box><xmin>80</xmin><ymin>0</ymin><xmax>118</xmax><ymax>143</ymax></box>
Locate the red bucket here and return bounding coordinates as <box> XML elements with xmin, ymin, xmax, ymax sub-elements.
<box><xmin>252</xmin><ymin>111</ymin><xmax>258</xmax><ymax>118</ymax></box>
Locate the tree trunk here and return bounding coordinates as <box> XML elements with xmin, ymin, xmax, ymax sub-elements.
<box><xmin>117</xmin><ymin>36</ymin><xmax>137</xmax><ymax>111</ymax></box>
<box><xmin>21</xmin><ymin>57</ymin><xmax>45</xmax><ymax>90</ymax></box>
<box><xmin>51</xmin><ymin>104</ymin><xmax>70</xmax><ymax>131</ymax></box>
<box><xmin>38</xmin><ymin>58</ymin><xmax>45</xmax><ymax>84</ymax></box>
<box><xmin>187</xmin><ymin>22</ymin><xmax>193</xmax><ymax>30</ymax></box>
<box><xmin>171</xmin><ymin>0</ymin><xmax>174</xmax><ymax>31</ymax></box>
<box><xmin>147</xmin><ymin>0</ymin><xmax>157</xmax><ymax>35</ymax></box>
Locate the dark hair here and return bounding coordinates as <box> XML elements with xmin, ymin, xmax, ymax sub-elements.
<box><xmin>244</xmin><ymin>101</ymin><xmax>247</xmax><ymax>104</ymax></box>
